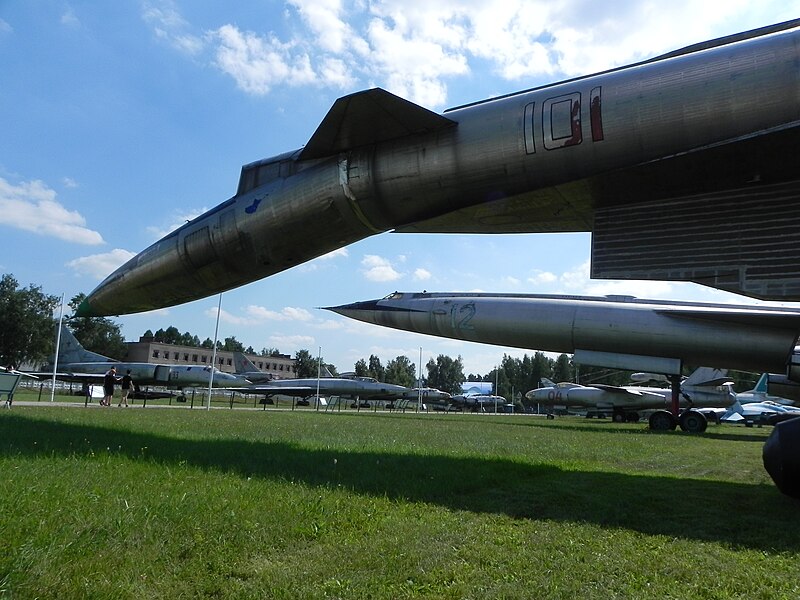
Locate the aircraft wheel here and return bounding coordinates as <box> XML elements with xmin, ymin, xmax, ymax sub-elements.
<box><xmin>679</xmin><ymin>409</ymin><xmax>708</xmax><ymax>433</ymax></box>
<box><xmin>546</xmin><ymin>414</ymin><xmax>555</xmax><ymax>420</ymax></box>
<box><xmin>626</xmin><ymin>412</ymin><xmax>640</xmax><ymax>423</ymax></box>
<box><xmin>612</xmin><ymin>410</ymin><xmax>626</xmax><ymax>423</ymax></box>
<box><xmin>649</xmin><ymin>410</ymin><xmax>678</xmax><ymax>431</ymax></box>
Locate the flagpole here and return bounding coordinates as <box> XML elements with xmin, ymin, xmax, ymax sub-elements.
<box><xmin>207</xmin><ymin>293</ymin><xmax>222</xmax><ymax>410</ymax></box>
<box><xmin>50</xmin><ymin>293</ymin><xmax>65</xmax><ymax>402</ymax></box>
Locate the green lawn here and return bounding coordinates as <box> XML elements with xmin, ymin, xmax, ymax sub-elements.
<box><xmin>1</xmin><ymin>406</ymin><xmax>798</xmax><ymax>599</ymax></box>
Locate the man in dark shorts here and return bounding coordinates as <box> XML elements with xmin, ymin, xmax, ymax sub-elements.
<box><xmin>119</xmin><ymin>369</ymin><xmax>133</xmax><ymax>407</ymax></box>
<box><xmin>102</xmin><ymin>366</ymin><xmax>118</xmax><ymax>407</ymax></box>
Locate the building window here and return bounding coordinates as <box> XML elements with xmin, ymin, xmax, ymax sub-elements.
<box><xmin>192</xmin><ymin>354</ymin><xmax>198</xmax><ymax>362</ymax></box>
<box><xmin>201</xmin><ymin>355</ymin><xmax>207</xmax><ymax>363</ymax></box>
<box><xmin>184</xmin><ymin>353</ymin><xmax>189</xmax><ymax>361</ymax></box>
<box><xmin>152</xmin><ymin>350</ymin><xmax>159</xmax><ymax>358</ymax></box>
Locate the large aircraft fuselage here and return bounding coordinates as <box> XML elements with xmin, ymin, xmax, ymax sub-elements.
<box><xmin>79</xmin><ymin>21</ymin><xmax>800</xmax><ymax>316</ymax></box>
<box><xmin>325</xmin><ymin>292</ymin><xmax>800</xmax><ymax>376</ymax></box>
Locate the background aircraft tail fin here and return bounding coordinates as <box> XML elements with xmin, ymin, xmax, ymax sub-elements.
<box><xmin>540</xmin><ymin>378</ymin><xmax>556</xmax><ymax>387</ymax></box>
<box><xmin>682</xmin><ymin>367</ymin><xmax>731</xmax><ymax>387</ymax></box>
<box><xmin>233</xmin><ymin>352</ymin><xmax>259</xmax><ymax>374</ymax></box>
<box><xmin>753</xmin><ymin>372</ymin><xmax>770</xmax><ymax>394</ymax></box>
<box><xmin>722</xmin><ymin>400</ymin><xmax>746</xmax><ymax>421</ymax></box>
<box><xmin>55</xmin><ymin>325</ymin><xmax>112</xmax><ymax>363</ymax></box>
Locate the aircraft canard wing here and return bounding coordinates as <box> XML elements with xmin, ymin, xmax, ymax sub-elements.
<box><xmin>299</xmin><ymin>88</ymin><xmax>457</xmax><ymax>160</ymax></box>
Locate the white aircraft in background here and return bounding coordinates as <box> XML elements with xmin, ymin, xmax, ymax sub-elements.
<box><xmin>526</xmin><ymin>368</ymin><xmax>735</xmax><ymax>432</ymax></box>
<box><xmin>736</xmin><ymin>373</ymin><xmax>797</xmax><ymax>406</ymax></box>
<box><xmin>35</xmin><ymin>326</ymin><xmax>251</xmax><ymax>392</ymax></box>
<box><xmin>720</xmin><ymin>400</ymin><xmax>800</xmax><ymax>426</ymax></box>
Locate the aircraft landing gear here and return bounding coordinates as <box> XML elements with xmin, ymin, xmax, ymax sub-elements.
<box><xmin>679</xmin><ymin>409</ymin><xmax>708</xmax><ymax>433</ymax></box>
<box><xmin>626</xmin><ymin>412</ymin><xmax>640</xmax><ymax>423</ymax></box>
<box><xmin>612</xmin><ymin>409</ymin><xmax>626</xmax><ymax>423</ymax></box>
<box><xmin>649</xmin><ymin>410</ymin><xmax>678</xmax><ymax>431</ymax></box>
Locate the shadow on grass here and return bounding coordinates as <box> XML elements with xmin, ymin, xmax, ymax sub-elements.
<box><xmin>2</xmin><ymin>414</ymin><xmax>797</xmax><ymax>552</ymax></box>
<box><xmin>380</xmin><ymin>413</ymin><xmax>773</xmax><ymax>442</ymax></box>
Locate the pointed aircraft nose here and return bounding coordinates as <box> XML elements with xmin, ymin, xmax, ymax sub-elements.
<box><xmin>323</xmin><ymin>299</ymin><xmax>385</xmax><ymax>325</ymax></box>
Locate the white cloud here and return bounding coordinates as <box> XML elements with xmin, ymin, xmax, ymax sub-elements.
<box><xmin>146</xmin><ymin>208</ymin><xmax>208</xmax><ymax>239</ymax></box>
<box><xmin>211</xmin><ymin>25</ymin><xmax>318</xmax><ymax>95</ymax></box>
<box><xmin>413</xmin><ymin>268</ymin><xmax>431</xmax><ymax>281</ymax></box>
<box><xmin>210</xmin><ymin>304</ymin><xmax>316</xmax><ymax>326</ymax></box>
<box><xmin>269</xmin><ymin>334</ymin><xmax>316</xmax><ymax>348</ymax></box>
<box><xmin>144</xmin><ymin>0</ymin><xmax>792</xmax><ymax>107</ymax></box>
<box><xmin>559</xmin><ymin>260</ymin><xmax>591</xmax><ymax>290</ymax></box>
<box><xmin>528</xmin><ymin>270</ymin><xmax>557</xmax><ymax>285</ymax></box>
<box><xmin>66</xmin><ymin>248</ymin><xmax>136</xmax><ymax>279</ymax></box>
<box><xmin>0</xmin><ymin>177</ymin><xmax>104</xmax><ymax>245</ymax></box>
<box><xmin>317</xmin><ymin>247</ymin><xmax>349</xmax><ymax>261</ymax></box>
<box><xmin>62</xmin><ymin>177</ymin><xmax>79</xmax><ymax>189</ymax></box>
<box><xmin>361</xmin><ymin>254</ymin><xmax>403</xmax><ymax>282</ymax></box>
<box><xmin>61</xmin><ymin>8</ymin><xmax>79</xmax><ymax>27</ymax></box>
<box><xmin>0</xmin><ymin>18</ymin><xmax>11</xmax><ymax>34</ymax></box>
<box><xmin>142</xmin><ymin>0</ymin><xmax>204</xmax><ymax>55</ymax></box>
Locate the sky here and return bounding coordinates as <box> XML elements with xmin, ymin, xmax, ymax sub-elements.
<box><xmin>1</xmin><ymin>1</ymin><xmax>799</xmax><ymax>377</ymax></box>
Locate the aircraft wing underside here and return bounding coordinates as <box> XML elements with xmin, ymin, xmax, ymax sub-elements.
<box><xmin>395</xmin><ymin>125</ymin><xmax>800</xmax><ymax>300</ymax></box>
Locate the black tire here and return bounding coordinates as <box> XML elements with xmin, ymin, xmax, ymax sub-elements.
<box><xmin>626</xmin><ymin>412</ymin><xmax>640</xmax><ymax>423</ymax></box>
<box><xmin>649</xmin><ymin>410</ymin><xmax>677</xmax><ymax>431</ymax></box>
<box><xmin>679</xmin><ymin>409</ymin><xmax>708</xmax><ymax>433</ymax></box>
<box><xmin>612</xmin><ymin>410</ymin><xmax>626</xmax><ymax>423</ymax></box>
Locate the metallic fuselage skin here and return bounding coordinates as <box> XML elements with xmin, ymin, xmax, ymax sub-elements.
<box><xmin>526</xmin><ymin>382</ymin><xmax>735</xmax><ymax>412</ymax></box>
<box><xmin>246</xmin><ymin>376</ymin><xmax>414</xmax><ymax>400</ymax></box>
<box><xmin>80</xmin><ymin>24</ymin><xmax>800</xmax><ymax>316</ymax></box>
<box><xmin>56</xmin><ymin>361</ymin><xmax>251</xmax><ymax>388</ymax></box>
<box><xmin>325</xmin><ymin>292</ymin><xmax>800</xmax><ymax>375</ymax></box>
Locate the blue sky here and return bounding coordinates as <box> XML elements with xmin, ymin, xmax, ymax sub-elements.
<box><xmin>1</xmin><ymin>1</ymin><xmax>799</xmax><ymax>376</ymax></box>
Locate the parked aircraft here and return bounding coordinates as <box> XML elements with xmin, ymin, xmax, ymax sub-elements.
<box><xmin>77</xmin><ymin>19</ymin><xmax>800</xmax><ymax>319</ymax></box>
<box><xmin>234</xmin><ymin>375</ymin><xmax>416</xmax><ymax>403</ymax></box>
<box><xmin>450</xmin><ymin>394</ymin><xmax>511</xmax><ymax>413</ymax></box>
<box><xmin>325</xmin><ymin>292</ymin><xmax>800</xmax><ymax>387</ymax></box>
<box><xmin>526</xmin><ymin>368</ymin><xmax>735</xmax><ymax>431</ymax></box>
<box><xmin>232</xmin><ymin>352</ymin><xmax>277</xmax><ymax>384</ymax></box>
<box><xmin>737</xmin><ymin>373</ymin><xmax>797</xmax><ymax>406</ymax></box>
<box><xmin>721</xmin><ymin>400</ymin><xmax>800</xmax><ymax>426</ymax></box>
<box><xmin>37</xmin><ymin>326</ymin><xmax>251</xmax><ymax>391</ymax></box>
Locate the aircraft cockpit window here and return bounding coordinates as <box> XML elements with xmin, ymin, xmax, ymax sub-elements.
<box><xmin>383</xmin><ymin>292</ymin><xmax>402</xmax><ymax>300</ymax></box>
<box><xmin>237</xmin><ymin>159</ymin><xmax>295</xmax><ymax>196</ymax></box>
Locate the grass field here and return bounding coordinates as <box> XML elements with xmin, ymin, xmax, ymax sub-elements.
<box><xmin>1</xmin><ymin>401</ymin><xmax>799</xmax><ymax>599</ymax></box>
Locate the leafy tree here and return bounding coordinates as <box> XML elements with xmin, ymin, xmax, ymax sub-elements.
<box><xmin>143</xmin><ymin>329</ymin><xmax>154</xmax><ymax>338</ymax></box>
<box><xmin>367</xmin><ymin>354</ymin><xmax>385</xmax><ymax>381</ymax></box>
<box><xmin>0</xmin><ymin>274</ymin><xmax>60</xmax><ymax>368</ymax></box>
<box><xmin>552</xmin><ymin>354</ymin><xmax>573</xmax><ymax>383</ymax></box>
<box><xmin>67</xmin><ymin>293</ymin><xmax>127</xmax><ymax>359</ymax></box>
<box><xmin>222</xmin><ymin>336</ymin><xmax>244</xmax><ymax>352</ymax></box>
<box><xmin>354</xmin><ymin>358</ymin><xmax>368</xmax><ymax>377</ymax></box>
<box><xmin>294</xmin><ymin>349</ymin><xmax>318</xmax><ymax>378</ymax></box>
<box><xmin>201</xmin><ymin>338</ymin><xmax>214</xmax><ymax>349</ymax></box>
<box><xmin>163</xmin><ymin>326</ymin><xmax>180</xmax><ymax>344</ymax></box>
<box><xmin>261</xmin><ymin>347</ymin><xmax>282</xmax><ymax>357</ymax></box>
<box><xmin>385</xmin><ymin>355</ymin><xmax>416</xmax><ymax>387</ymax></box>
<box><xmin>426</xmin><ymin>354</ymin><xmax>465</xmax><ymax>395</ymax></box>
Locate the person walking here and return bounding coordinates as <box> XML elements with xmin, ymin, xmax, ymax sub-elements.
<box><xmin>119</xmin><ymin>369</ymin><xmax>133</xmax><ymax>407</ymax></box>
<box><xmin>102</xmin><ymin>366</ymin><xmax>118</xmax><ymax>406</ymax></box>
